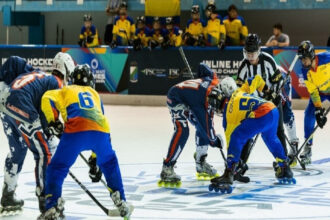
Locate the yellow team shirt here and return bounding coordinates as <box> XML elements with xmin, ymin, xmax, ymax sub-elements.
<box><xmin>223</xmin><ymin>15</ymin><xmax>248</xmax><ymax>46</ymax></box>
<box><xmin>41</xmin><ymin>85</ymin><xmax>110</xmax><ymax>134</ymax></box>
<box><xmin>79</xmin><ymin>25</ymin><xmax>99</xmax><ymax>47</ymax></box>
<box><xmin>205</xmin><ymin>15</ymin><xmax>226</xmax><ymax>46</ymax></box>
<box><xmin>302</xmin><ymin>52</ymin><xmax>330</xmax><ymax>107</ymax></box>
<box><xmin>113</xmin><ymin>16</ymin><xmax>136</xmax><ymax>46</ymax></box>
<box><xmin>185</xmin><ymin>19</ymin><xmax>206</xmax><ymax>36</ymax></box>
<box><xmin>224</xmin><ymin>75</ymin><xmax>275</xmax><ymax>146</ymax></box>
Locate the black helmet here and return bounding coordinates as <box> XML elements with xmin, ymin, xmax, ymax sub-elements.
<box><xmin>298</xmin><ymin>40</ymin><xmax>315</xmax><ymax>60</ymax></box>
<box><xmin>244</xmin><ymin>33</ymin><xmax>261</xmax><ymax>52</ymax></box>
<box><xmin>71</xmin><ymin>64</ymin><xmax>95</xmax><ymax>88</ymax></box>
<box><xmin>83</xmin><ymin>14</ymin><xmax>92</xmax><ymax>22</ymax></box>
<box><xmin>136</xmin><ymin>16</ymin><xmax>145</xmax><ymax>24</ymax></box>
<box><xmin>119</xmin><ymin>2</ymin><xmax>128</xmax><ymax>9</ymax></box>
<box><xmin>206</xmin><ymin>3</ymin><xmax>216</xmax><ymax>13</ymax></box>
<box><xmin>191</xmin><ymin>5</ymin><xmax>200</xmax><ymax>14</ymax></box>
<box><xmin>165</xmin><ymin>17</ymin><xmax>174</xmax><ymax>25</ymax></box>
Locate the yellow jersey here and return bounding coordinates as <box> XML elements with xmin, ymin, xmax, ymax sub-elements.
<box><xmin>302</xmin><ymin>52</ymin><xmax>330</xmax><ymax>107</ymax></box>
<box><xmin>223</xmin><ymin>15</ymin><xmax>248</xmax><ymax>46</ymax></box>
<box><xmin>41</xmin><ymin>85</ymin><xmax>110</xmax><ymax>134</ymax></box>
<box><xmin>224</xmin><ymin>75</ymin><xmax>275</xmax><ymax>146</ymax></box>
<box><xmin>205</xmin><ymin>15</ymin><xmax>226</xmax><ymax>46</ymax></box>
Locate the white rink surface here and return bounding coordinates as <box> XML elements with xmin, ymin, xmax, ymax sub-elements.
<box><xmin>0</xmin><ymin>105</ymin><xmax>330</xmax><ymax>220</ymax></box>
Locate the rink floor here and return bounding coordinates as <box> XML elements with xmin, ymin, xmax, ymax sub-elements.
<box><xmin>1</xmin><ymin>105</ymin><xmax>330</xmax><ymax>220</ymax></box>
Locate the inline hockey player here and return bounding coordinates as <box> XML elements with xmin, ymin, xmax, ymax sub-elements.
<box><xmin>148</xmin><ymin>17</ymin><xmax>166</xmax><ymax>49</ymax></box>
<box><xmin>208</xmin><ymin>75</ymin><xmax>296</xmax><ymax>193</ymax></box>
<box><xmin>158</xmin><ymin>63</ymin><xmax>225</xmax><ymax>187</ymax></box>
<box><xmin>133</xmin><ymin>16</ymin><xmax>151</xmax><ymax>51</ymax></box>
<box><xmin>298</xmin><ymin>41</ymin><xmax>330</xmax><ymax>165</ymax></box>
<box><xmin>78</xmin><ymin>14</ymin><xmax>100</xmax><ymax>48</ymax></box>
<box><xmin>38</xmin><ymin>64</ymin><xmax>133</xmax><ymax>220</ymax></box>
<box><xmin>235</xmin><ymin>33</ymin><xmax>288</xmax><ymax>181</ymax></box>
<box><xmin>204</xmin><ymin>3</ymin><xmax>226</xmax><ymax>47</ymax></box>
<box><xmin>0</xmin><ymin>52</ymin><xmax>75</xmax><ymax>215</ymax></box>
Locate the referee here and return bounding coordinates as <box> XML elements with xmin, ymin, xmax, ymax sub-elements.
<box><xmin>234</xmin><ymin>33</ymin><xmax>287</xmax><ymax>182</ymax></box>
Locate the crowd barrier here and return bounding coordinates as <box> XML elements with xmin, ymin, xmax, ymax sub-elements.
<box><xmin>0</xmin><ymin>45</ymin><xmax>329</xmax><ymax>102</ymax></box>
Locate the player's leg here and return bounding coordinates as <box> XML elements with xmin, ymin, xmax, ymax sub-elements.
<box><xmin>210</xmin><ymin>117</ymin><xmax>262</xmax><ymax>191</ymax></box>
<box><xmin>160</xmin><ymin>104</ymin><xmax>189</xmax><ymax>186</ymax></box>
<box><xmin>283</xmin><ymin>99</ymin><xmax>299</xmax><ymax>166</ymax></box>
<box><xmin>0</xmin><ymin>114</ymin><xmax>26</xmax><ymax>213</ymax></box>
<box><xmin>42</xmin><ymin>132</ymin><xmax>82</xmax><ymax>218</ymax></box>
<box><xmin>194</xmin><ymin>130</ymin><xmax>218</xmax><ymax>180</ymax></box>
<box><xmin>301</xmin><ymin>99</ymin><xmax>315</xmax><ymax>164</ymax></box>
<box><xmin>261</xmin><ymin>108</ymin><xmax>295</xmax><ymax>183</ymax></box>
<box><xmin>92</xmin><ymin>131</ymin><xmax>132</xmax><ymax>218</ymax></box>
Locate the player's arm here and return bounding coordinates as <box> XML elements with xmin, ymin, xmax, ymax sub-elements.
<box><xmin>41</xmin><ymin>89</ymin><xmax>64</xmax><ymax>137</ymax></box>
<box><xmin>305</xmin><ymin>72</ymin><xmax>322</xmax><ymax>108</ymax></box>
<box><xmin>41</xmin><ymin>89</ymin><xmax>61</xmax><ymax>123</ymax></box>
<box><xmin>277</xmin><ymin>35</ymin><xmax>290</xmax><ymax>47</ymax></box>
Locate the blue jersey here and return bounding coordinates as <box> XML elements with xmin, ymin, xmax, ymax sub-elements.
<box><xmin>0</xmin><ymin>56</ymin><xmax>34</xmax><ymax>85</ymax></box>
<box><xmin>167</xmin><ymin>64</ymin><xmax>219</xmax><ymax>109</ymax></box>
<box><xmin>7</xmin><ymin>71</ymin><xmax>62</xmax><ymax>124</ymax></box>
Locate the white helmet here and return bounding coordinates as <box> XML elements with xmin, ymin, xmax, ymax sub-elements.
<box><xmin>219</xmin><ymin>77</ymin><xmax>237</xmax><ymax>97</ymax></box>
<box><xmin>52</xmin><ymin>52</ymin><xmax>75</xmax><ymax>85</ymax></box>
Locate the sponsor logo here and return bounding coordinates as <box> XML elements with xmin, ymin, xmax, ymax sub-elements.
<box><xmin>202</xmin><ymin>60</ymin><xmax>242</xmax><ymax>75</ymax></box>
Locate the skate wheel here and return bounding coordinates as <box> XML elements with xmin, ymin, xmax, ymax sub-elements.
<box><xmin>214</xmin><ymin>187</ymin><xmax>220</xmax><ymax>193</ymax></box>
<box><xmin>220</xmin><ymin>188</ymin><xmax>225</xmax><ymax>194</ymax></box>
<box><xmin>157</xmin><ymin>180</ymin><xmax>164</xmax><ymax>187</ymax></box>
<box><xmin>176</xmin><ymin>181</ymin><xmax>182</xmax><ymax>188</ymax></box>
<box><xmin>226</xmin><ymin>187</ymin><xmax>233</xmax><ymax>194</ymax></box>
<box><xmin>292</xmin><ymin>178</ymin><xmax>296</xmax><ymax>184</ymax></box>
<box><xmin>208</xmin><ymin>184</ymin><xmax>214</xmax><ymax>192</ymax></box>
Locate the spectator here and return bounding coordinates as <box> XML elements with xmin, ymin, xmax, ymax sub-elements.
<box><xmin>265</xmin><ymin>23</ymin><xmax>290</xmax><ymax>47</ymax></box>
<box><xmin>112</xmin><ymin>2</ymin><xmax>135</xmax><ymax>47</ymax></box>
<box><xmin>223</xmin><ymin>4</ymin><xmax>248</xmax><ymax>46</ymax></box>
<box><xmin>148</xmin><ymin>17</ymin><xmax>166</xmax><ymax>49</ymax></box>
<box><xmin>133</xmin><ymin>16</ymin><xmax>151</xmax><ymax>51</ymax></box>
<box><xmin>78</xmin><ymin>14</ymin><xmax>100</xmax><ymax>48</ymax></box>
<box><xmin>204</xmin><ymin>3</ymin><xmax>226</xmax><ymax>47</ymax></box>
<box><xmin>162</xmin><ymin>17</ymin><xmax>182</xmax><ymax>48</ymax></box>
<box><xmin>182</xmin><ymin>5</ymin><xmax>206</xmax><ymax>46</ymax></box>
<box><xmin>104</xmin><ymin>0</ymin><xmax>122</xmax><ymax>45</ymax></box>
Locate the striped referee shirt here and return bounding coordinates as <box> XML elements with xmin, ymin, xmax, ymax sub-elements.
<box><xmin>237</xmin><ymin>51</ymin><xmax>281</xmax><ymax>88</ymax></box>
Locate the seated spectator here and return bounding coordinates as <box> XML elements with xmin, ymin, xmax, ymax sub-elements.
<box><xmin>204</xmin><ymin>3</ymin><xmax>226</xmax><ymax>47</ymax></box>
<box><xmin>148</xmin><ymin>17</ymin><xmax>166</xmax><ymax>49</ymax></box>
<box><xmin>78</xmin><ymin>14</ymin><xmax>100</xmax><ymax>48</ymax></box>
<box><xmin>104</xmin><ymin>0</ymin><xmax>122</xmax><ymax>45</ymax></box>
<box><xmin>112</xmin><ymin>2</ymin><xmax>135</xmax><ymax>47</ymax></box>
<box><xmin>162</xmin><ymin>17</ymin><xmax>182</xmax><ymax>48</ymax></box>
<box><xmin>265</xmin><ymin>23</ymin><xmax>290</xmax><ymax>47</ymax></box>
<box><xmin>223</xmin><ymin>4</ymin><xmax>248</xmax><ymax>46</ymax></box>
<box><xmin>133</xmin><ymin>16</ymin><xmax>151</xmax><ymax>51</ymax></box>
<box><xmin>182</xmin><ymin>5</ymin><xmax>206</xmax><ymax>46</ymax></box>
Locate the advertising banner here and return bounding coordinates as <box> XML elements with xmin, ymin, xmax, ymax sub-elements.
<box><xmin>63</xmin><ymin>47</ymin><xmax>129</xmax><ymax>93</ymax></box>
<box><xmin>0</xmin><ymin>47</ymin><xmax>60</xmax><ymax>73</ymax></box>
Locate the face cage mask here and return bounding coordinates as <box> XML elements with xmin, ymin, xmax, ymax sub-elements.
<box><xmin>243</xmin><ymin>48</ymin><xmax>260</xmax><ymax>61</ymax></box>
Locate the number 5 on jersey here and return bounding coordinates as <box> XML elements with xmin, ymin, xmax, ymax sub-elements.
<box><xmin>78</xmin><ymin>92</ymin><xmax>94</xmax><ymax>109</ymax></box>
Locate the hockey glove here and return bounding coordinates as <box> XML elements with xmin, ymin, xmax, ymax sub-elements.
<box><xmin>211</xmin><ymin>134</ymin><xmax>224</xmax><ymax>149</ymax></box>
<box><xmin>315</xmin><ymin>107</ymin><xmax>327</xmax><ymax>128</ymax></box>
<box><xmin>88</xmin><ymin>155</ymin><xmax>102</xmax><ymax>182</ymax></box>
<box><xmin>47</xmin><ymin>120</ymin><xmax>64</xmax><ymax>138</ymax></box>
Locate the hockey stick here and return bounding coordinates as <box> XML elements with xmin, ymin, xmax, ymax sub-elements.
<box><xmin>68</xmin><ymin>171</ymin><xmax>124</xmax><ymax>217</ymax></box>
<box><xmin>284</xmin><ymin>134</ymin><xmax>305</xmax><ymax>169</ymax></box>
<box><xmin>179</xmin><ymin>46</ymin><xmax>194</xmax><ymax>79</ymax></box>
<box><xmin>295</xmin><ymin>106</ymin><xmax>330</xmax><ymax>163</ymax></box>
<box><xmin>79</xmin><ymin>153</ymin><xmax>109</xmax><ymax>191</ymax></box>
